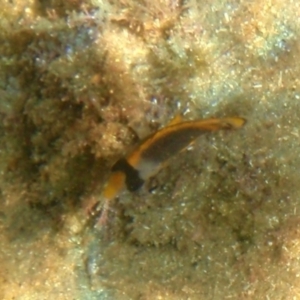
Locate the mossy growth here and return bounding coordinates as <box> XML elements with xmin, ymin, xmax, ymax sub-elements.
<box><xmin>86</xmin><ymin>100</ymin><xmax>300</xmax><ymax>299</ymax></box>
<box><xmin>1</xmin><ymin>0</ymin><xmax>300</xmax><ymax>299</ymax></box>
<box><xmin>0</xmin><ymin>3</ymin><xmax>145</xmax><ymax>230</ymax></box>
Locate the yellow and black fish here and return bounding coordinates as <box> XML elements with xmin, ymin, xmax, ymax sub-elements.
<box><xmin>96</xmin><ymin>116</ymin><xmax>246</xmax><ymax>222</ymax></box>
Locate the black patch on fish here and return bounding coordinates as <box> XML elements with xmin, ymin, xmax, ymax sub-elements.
<box><xmin>112</xmin><ymin>158</ymin><xmax>145</xmax><ymax>191</ymax></box>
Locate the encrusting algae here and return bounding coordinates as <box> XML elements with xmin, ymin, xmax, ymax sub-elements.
<box><xmin>93</xmin><ymin>116</ymin><xmax>246</xmax><ymax>224</ymax></box>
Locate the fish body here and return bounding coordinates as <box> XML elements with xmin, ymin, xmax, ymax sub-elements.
<box><xmin>101</xmin><ymin>117</ymin><xmax>246</xmax><ymax>208</ymax></box>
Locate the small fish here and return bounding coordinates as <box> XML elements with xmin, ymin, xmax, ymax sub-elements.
<box><xmin>95</xmin><ymin>116</ymin><xmax>246</xmax><ymax>224</ymax></box>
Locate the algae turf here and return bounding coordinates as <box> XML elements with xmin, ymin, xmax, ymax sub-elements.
<box><xmin>85</xmin><ymin>101</ymin><xmax>300</xmax><ymax>299</ymax></box>
<box><xmin>1</xmin><ymin>0</ymin><xmax>300</xmax><ymax>299</ymax></box>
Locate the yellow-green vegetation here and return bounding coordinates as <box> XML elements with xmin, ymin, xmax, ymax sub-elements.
<box><xmin>0</xmin><ymin>0</ymin><xmax>300</xmax><ymax>299</ymax></box>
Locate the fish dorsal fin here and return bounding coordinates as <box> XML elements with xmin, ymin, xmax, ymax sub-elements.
<box><xmin>167</xmin><ymin>114</ymin><xmax>183</xmax><ymax>126</ymax></box>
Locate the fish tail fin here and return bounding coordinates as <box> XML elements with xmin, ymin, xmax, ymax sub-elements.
<box><xmin>89</xmin><ymin>171</ymin><xmax>125</xmax><ymax>228</ymax></box>
<box><xmin>102</xmin><ymin>171</ymin><xmax>125</xmax><ymax>200</ymax></box>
